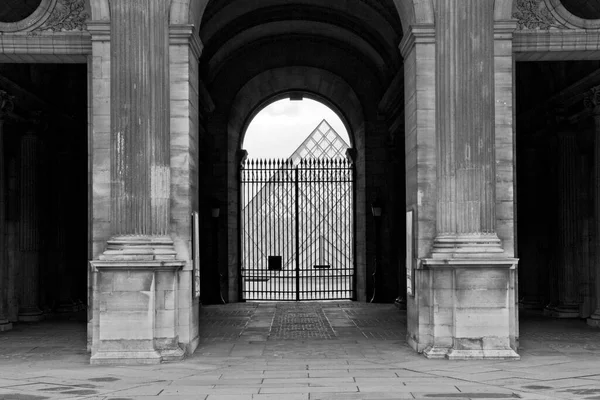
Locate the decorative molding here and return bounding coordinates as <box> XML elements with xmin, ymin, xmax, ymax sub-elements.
<box><xmin>398</xmin><ymin>24</ymin><xmax>435</xmax><ymax>59</ymax></box>
<box><xmin>513</xmin><ymin>0</ymin><xmax>566</xmax><ymax>30</ymax></box>
<box><xmin>32</xmin><ymin>0</ymin><xmax>88</xmax><ymax>33</ymax></box>
<box><xmin>169</xmin><ymin>24</ymin><xmax>204</xmax><ymax>60</ymax></box>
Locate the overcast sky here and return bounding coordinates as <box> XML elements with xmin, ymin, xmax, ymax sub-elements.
<box><xmin>243</xmin><ymin>98</ymin><xmax>351</xmax><ymax>159</ymax></box>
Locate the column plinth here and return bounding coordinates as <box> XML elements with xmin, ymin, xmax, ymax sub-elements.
<box><xmin>0</xmin><ymin>91</ymin><xmax>13</xmax><ymax>331</ymax></box>
<box><xmin>422</xmin><ymin>1</ymin><xmax>518</xmax><ymax>360</ymax></box>
<box><xmin>585</xmin><ymin>88</ymin><xmax>600</xmax><ymax>326</ymax></box>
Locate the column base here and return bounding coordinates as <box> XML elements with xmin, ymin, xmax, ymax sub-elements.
<box><xmin>56</xmin><ymin>301</ymin><xmax>80</xmax><ymax>313</ymax></box>
<box><xmin>543</xmin><ymin>303</ymin><xmax>557</xmax><ymax>316</ymax></box>
<box><xmin>447</xmin><ymin>348</ymin><xmax>520</xmax><ymax>360</ymax></box>
<box><xmin>430</xmin><ymin>234</ymin><xmax>505</xmax><ymax>259</ymax></box>
<box><xmin>90</xmin><ymin>350</ymin><xmax>162</xmax><ymax>365</ymax></box>
<box><xmin>553</xmin><ymin>304</ymin><xmax>580</xmax><ymax>318</ymax></box>
<box><xmin>519</xmin><ymin>297</ymin><xmax>544</xmax><ymax>310</ymax></box>
<box><xmin>18</xmin><ymin>307</ymin><xmax>44</xmax><ymax>322</ymax></box>
<box><xmin>0</xmin><ymin>321</ymin><xmax>12</xmax><ymax>332</ymax></box>
<box><xmin>587</xmin><ymin>312</ymin><xmax>600</xmax><ymax>327</ymax></box>
<box><xmin>423</xmin><ymin>346</ymin><xmax>449</xmax><ymax>359</ymax></box>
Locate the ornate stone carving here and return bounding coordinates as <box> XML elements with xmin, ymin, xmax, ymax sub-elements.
<box><xmin>513</xmin><ymin>0</ymin><xmax>565</xmax><ymax>30</ymax></box>
<box><xmin>584</xmin><ymin>86</ymin><xmax>600</xmax><ymax>114</ymax></box>
<box><xmin>33</xmin><ymin>0</ymin><xmax>88</xmax><ymax>33</ymax></box>
<box><xmin>0</xmin><ymin>91</ymin><xmax>15</xmax><ymax>119</ymax></box>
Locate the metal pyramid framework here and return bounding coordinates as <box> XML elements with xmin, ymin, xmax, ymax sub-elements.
<box><xmin>241</xmin><ymin>119</ymin><xmax>355</xmax><ymax>300</ymax></box>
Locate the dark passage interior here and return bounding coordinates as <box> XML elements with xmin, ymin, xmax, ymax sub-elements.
<box><xmin>516</xmin><ymin>60</ymin><xmax>600</xmax><ymax>320</ymax></box>
<box><xmin>0</xmin><ymin>63</ymin><xmax>88</xmax><ymax>321</ymax></box>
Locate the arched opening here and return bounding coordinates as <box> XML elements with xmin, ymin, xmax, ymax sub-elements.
<box><xmin>237</xmin><ymin>97</ymin><xmax>355</xmax><ymax>301</ymax></box>
<box><xmin>195</xmin><ymin>0</ymin><xmax>406</xmax><ymax>305</ymax></box>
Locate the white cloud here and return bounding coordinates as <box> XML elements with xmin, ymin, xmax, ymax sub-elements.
<box><xmin>243</xmin><ymin>98</ymin><xmax>351</xmax><ymax>159</ymax></box>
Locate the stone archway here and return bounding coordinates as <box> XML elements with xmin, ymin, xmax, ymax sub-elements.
<box><xmin>174</xmin><ymin>0</ymin><xmax>431</xmax><ymax>33</ymax></box>
<box><xmin>225</xmin><ymin>66</ymin><xmax>369</xmax><ymax>302</ymax></box>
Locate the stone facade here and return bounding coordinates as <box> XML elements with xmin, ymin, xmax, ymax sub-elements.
<box><xmin>0</xmin><ymin>0</ymin><xmax>599</xmax><ymax>364</ymax></box>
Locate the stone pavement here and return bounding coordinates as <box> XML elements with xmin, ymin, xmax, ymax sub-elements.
<box><xmin>0</xmin><ymin>302</ymin><xmax>599</xmax><ymax>400</ymax></box>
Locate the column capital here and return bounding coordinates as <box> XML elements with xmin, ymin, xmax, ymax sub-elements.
<box><xmin>170</xmin><ymin>24</ymin><xmax>203</xmax><ymax>60</ymax></box>
<box><xmin>86</xmin><ymin>20</ymin><xmax>110</xmax><ymax>41</ymax></box>
<box><xmin>0</xmin><ymin>90</ymin><xmax>15</xmax><ymax>121</ymax></box>
<box><xmin>494</xmin><ymin>20</ymin><xmax>518</xmax><ymax>39</ymax></box>
<box><xmin>584</xmin><ymin>86</ymin><xmax>600</xmax><ymax>116</ymax></box>
<box><xmin>399</xmin><ymin>24</ymin><xmax>435</xmax><ymax>59</ymax></box>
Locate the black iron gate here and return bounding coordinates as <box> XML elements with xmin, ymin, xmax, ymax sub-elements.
<box><xmin>241</xmin><ymin>158</ymin><xmax>354</xmax><ymax>301</ymax></box>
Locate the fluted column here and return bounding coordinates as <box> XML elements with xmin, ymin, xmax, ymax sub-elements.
<box><xmin>101</xmin><ymin>0</ymin><xmax>174</xmax><ymax>259</ymax></box>
<box><xmin>432</xmin><ymin>0</ymin><xmax>504</xmax><ymax>256</ymax></box>
<box><xmin>17</xmin><ymin>131</ymin><xmax>43</xmax><ymax>321</ymax></box>
<box><xmin>586</xmin><ymin>86</ymin><xmax>600</xmax><ymax>326</ymax></box>
<box><xmin>0</xmin><ymin>91</ymin><xmax>14</xmax><ymax>331</ymax></box>
<box><xmin>555</xmin><ymin>129</ymin><xmax>580</xmax><ymax>317</ymax></box>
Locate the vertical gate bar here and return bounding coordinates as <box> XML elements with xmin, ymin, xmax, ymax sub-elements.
<box><xmin>261</xmin><ymin>160</ymin><xmax>266</xmax><ymax>300</ymax></box>
<box><xmin>242</xmin><ymin>162</ymin><xmax>246</xmax><ymax>300</ymax></box>
<box><xmin>330</xmin><ymin>161</ymin><xmax>335</xmax><ymax>299</ymax></box>
<box><xmin>268</xmin><ymin>160</ymin><xmax>273</xmax><ymax>300</ymax></box>
<box><xmin>295</xmin><ymin>165</ymin><xmax>300</xmax><ymax>301</ymax></box>
<box><xmin>252</xmin><ymin>161</ymin><xmax>256</xmax><ymax>299</ymax></box>
<box><xmin>247</xmin><ymin>162</ymin><xmax>251</xmax><ymax>299</ymax></box>
<box><xmin>289</xmin><ymin>160</ymin><xmax>293</xmax><ymax>300</ymax></box>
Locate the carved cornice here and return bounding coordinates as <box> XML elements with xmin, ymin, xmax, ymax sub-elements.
<box><xmin>32</xmin><ymin>0</ymin><xmax>88</xmax><ymax>33</ymax></box>
<box><xmin>513</xmin><ymin>0</ymin><xmax>566</xmax><ymax>30</ymax></box>
<box><xmin>0</xmin><ymin>91</ymin><xmax>15</xmax><ymax>120</ymax></box>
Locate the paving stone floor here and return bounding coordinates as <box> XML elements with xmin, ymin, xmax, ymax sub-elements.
<box><xmin>0</xmin><ymin>302</ymin><xmax>599</xmax><ymax>399</ymax></box>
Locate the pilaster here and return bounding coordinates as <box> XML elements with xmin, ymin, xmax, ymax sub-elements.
<box><xmin>0</xmin><ymin>91</ymin><xmax>13</xmax><ymax>331</ymax></box>
<box><xmin>419</xmin><ymin>1</ymin><xmax>518</xmax><ymax>360</ymax></box>
<box><xmin>585</xmin><ymin>86</ymin><xmax>600</xmax><ymax>327</ymax></box>
<box><xmin>169</xmin><ymin>24</ymin><xmax>204</xmax><ymax>354</ymax></box>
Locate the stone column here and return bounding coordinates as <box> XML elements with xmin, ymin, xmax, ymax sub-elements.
<box><xmin>421</xmin><ymin>1</ymin><xmax>518</xmax><ymax>360</ymax></box>
<box><xmin>90</xmin><ymin>0</ymin><xmax>185</xmax><ymax>365</ymax></box>
<box><xmin>17</xmin><ymin>131</ymin><xmax>43</xmax><ymax>322</ymax></box>
<box><xmin>0</xmin><ymin>91</ymin><xmax>14</xmax><ymax>331</ymax></box>
<box><xmin>585</xmin><ymin>86</ymin><xmax>600</xmax><ymax>327</ymax></box>
<box><xmin>554</xmin><ymin>130</ymin><xmax>580</xmax><ymax>318</ymax></box>
<box><xmin>431</xmin><ymin>0</ymin><xmax>502</xmax><ymax>254</ymax></box>
<box><xmin>101</xmin><ymin>0</ymin><xmax>174</xmax><ymax>256</ymax></box>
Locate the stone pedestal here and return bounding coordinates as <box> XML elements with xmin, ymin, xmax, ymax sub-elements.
<box><xmin>0</xmin><ymin>91</ymin><xmax>13</xmax><ymax>331</ymax></box>
<box><xmin>17</xmin><ymin>133</ymin><xmax>43</xmax><ymax>322</ymax></box>
<box><xmin>419</xmin><ymin>0</ymin><xmax>518</xmax><ymax>359</ymax></box>
<box><xmin>90</xmin><ymin>261</ymin><xmax>184</xmax><ymax>364</ymax></box>
<box><xmin>586</xmin><ymin>87</ymin><xmax>600</xmax><ymax>327</ymax></box>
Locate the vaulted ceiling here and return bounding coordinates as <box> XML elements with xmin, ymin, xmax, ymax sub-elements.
<box><xmin>0</xmin><ymin>0</ymin><xmax>41</xmax><ymax>23</ymax></box>
<box><xmin>198</xmin><ymin>0</ymin><xmax>404</xmax><ymax>112</ymax></box>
